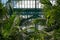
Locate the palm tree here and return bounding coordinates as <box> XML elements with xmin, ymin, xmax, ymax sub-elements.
<box><xmin>40</xmin><ymin>0</ymin><xmax>60</xmax><ymax>40</ymax></box>
<box><xmin>0</xmin><ymin>2</ymin><xmax>21</xmax><ymax>40</ymax></box>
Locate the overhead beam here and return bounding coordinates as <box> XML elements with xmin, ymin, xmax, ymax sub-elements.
<box><xmin>13</xmin><ymin>8</ymin><xmax>43</xmax><ymax>15</ymax></box>
<box><xmin>13</xmin><ymin>8</ymin><xmax>43</xmax><ymax>12</ymax></box>
<box><xmin>12</xmin><ymin>0</ymin><xmax>22</xmax><ymax>1</ymax></box>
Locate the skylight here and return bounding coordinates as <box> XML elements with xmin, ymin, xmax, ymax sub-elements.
<box><xmin>12</xmin><ymin>0</ymin><xmax>43</xmax><ymax>8</ymax></box>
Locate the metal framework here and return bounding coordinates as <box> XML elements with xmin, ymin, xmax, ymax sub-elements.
<box><xmin>12</xmin><ymin>0</ymin><xmax>43</xmax><ymax>15</ymax></box>
<box><xmin>1</xmin><ymin>0</ymin><xmax>43</xmax><ymax>15</ymax></box>
<box><xmin>1</xmin><ymin>0</ymin><xmax>43</xmax><ymax>25</ymax></box>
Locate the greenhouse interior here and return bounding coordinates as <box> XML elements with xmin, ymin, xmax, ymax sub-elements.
<box><xmin>0</xmin><ymin>0</ymin><xmax>60</xmax><ymax>40</ymax></box>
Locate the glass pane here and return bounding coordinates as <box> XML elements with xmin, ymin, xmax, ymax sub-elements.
<box><xmin>11</xmin><ymin>0</ymin><xmax>42</xmax><ymax>8</ymax></box>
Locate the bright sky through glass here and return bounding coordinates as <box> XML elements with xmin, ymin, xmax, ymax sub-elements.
<box><xmin>50</xmin><ymin>0</ymin><xmax>56</xmax><ymax>5</ymax></box>
<box><xmin>1</xmin><ymin>0</ymin><xmax>8</xmax><ymax>4</ymax></box>
<box><xmin>1</xmin><ymin>0</ymin><xmax>56</xmax><ymax>8</ymax></box>
<box><xmin>12</xmin><ymin>0</ymin><xmax>43</xmax><ymax>8</ymax></box>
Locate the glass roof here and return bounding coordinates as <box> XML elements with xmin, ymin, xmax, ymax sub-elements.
<box><xmin>12</xmin><ymin>0</ymin><xmax>43</xmax><ymax>8</ymax></box>
<box><xmin>1</xmin><ymin>0</ymin><xmax>56</xmax><ymax>8</ymax></box>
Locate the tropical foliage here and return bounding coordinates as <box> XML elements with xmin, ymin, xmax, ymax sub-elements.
<box><xmin>0</xmin><ymin>0</ymin><xmax>60</xmax><ymax>40</ymax></box>
<box><xmin>40</xmin><ymin>0</ymin><xmax>60</xmax><ymax>40</ymax></box>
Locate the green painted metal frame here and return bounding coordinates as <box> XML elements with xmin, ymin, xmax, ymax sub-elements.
<box><xmin>0</xmin><ymin>0</ymin><xmax>44</xmax><ymax>25</ymax></box>
<box><xmin>13</xmin><ymin>8</ymin><xmax>43</xmax><ymax>15</ymax></box>
<box><xmin>1</xmin><ymin>0</ymin><xmax>43</xmax><ymax>15</ymax></box>
<box><xmin>13</xmin><ymin>8</ymin><xmax>42</xmax><ymax>12</ymax></box>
